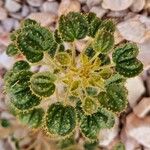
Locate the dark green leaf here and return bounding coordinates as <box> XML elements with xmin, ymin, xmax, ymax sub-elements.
<box><xmin>59</xmin><ymin>12</ymin><xmax>88</xmax><ymax>42</ymax></box>
<box><xmin>46</xmin><ymin>102</ymin><xmax>76</xmax><ymax>137</ymax></box>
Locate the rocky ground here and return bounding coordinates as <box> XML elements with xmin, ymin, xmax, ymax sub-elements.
<box><xmin>0</xmin><ymin>0</ymin><xmax>150</xmax><ymax>150</ymax></box>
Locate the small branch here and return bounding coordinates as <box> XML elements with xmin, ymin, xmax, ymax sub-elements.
<box><xmin>100</xmin><ymin>63</ymin><xmax>115</xmax><ymax>70</ymax></box>
<box><xmin>89</xmin><ymin>52</ymin><xmax>101</xmax><ymax>64</ymax></box>
<box><xmin>44</xmin><ymin>52</ymin><xmax>63</xmax><ymax>71</ymax></box>
<box><xmin>71</xmin><ymin>42</ymin><xmax>76</xmax><ymax>66</ymax></box>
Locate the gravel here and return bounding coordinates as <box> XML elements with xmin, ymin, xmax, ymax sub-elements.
<box><xmin>0</xmin><ymin>0</ymin><xmax>150</xmax><ymax>149</ymax></box>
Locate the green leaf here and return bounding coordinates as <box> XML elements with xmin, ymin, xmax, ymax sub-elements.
<box><xmin>70</xmin><ymin>80</ymin><xmax>80</xmax><ymax>91</ymax></box>
<box><xmin>100</xmin><ymin>19</ymin><xmax>116</xmax><ymax>33</ymax></box>
<box><xmin>85</xmin><ymin>46</ymin><xmax>111</xmax><ymax>66</ymax></box>
<box><xmin>86</xmin><ymin>13</ymin><xmax>102</xmax><ymax>37</ymax></box>
<box><xmin>79</xmin><ymin>107</ymin><xmax>115</xmax><ymax>140</ymax></box>
<box><xmin>93</xmin><ymin>29</ymin><xmax>114</xmax><ymax>54</ymax></box>
<box><xmin>54</xmin><ymin>29</ymin><xmax>63</xmax><ymax>44</ymax></box>
<box><xmin>115</xmin><ymin>58</ymin><xmax>143</xmax><ymax>77</ymax></box>
<box><xmin>6</xmin><ymin>44</ymin><xmax>19</xmax><ymax>56</ymax></box>
<box><xmin>113</xmin><ymin>142</ymin><xmax>125</xmax><ymax>150</ymax></box>
<box><xmin>86</xmin><ymin>87</ymin><xmax>99</xmax><ymax>96</ymax></box>
<box><xmin>112</xmin><ymin>43</ymin><xmax>143</xmax><ymax>77</ymax></box>
<box><xmin>4</xmin><ymin>70</ymin><xmax>40</xmax><ymax>110</ymax></box>
<box><xmin>105</xmin><ymin>73</ymin><xmax>126</xmax><ymax>86</ymax></box>
<box><xmin>0</xmin><ymin>119</ymin><xmax>10</xmax><ymax>128</ymax></box>
<box><xmin>11</xmin><ymin>88</ymin><xmax>41</xmax><ymax>110</ymax></box>
<box><xmin>18</xmin><ymin>25</ymin><xmax>55</xmax><ymax>52</ymax></box>
<box><xmin>58</xmin><ymin>136</ymin><xmax>76</xmax><ymax>150</ymax></box>
<box><xmin>46</xmin><ymin>102</ymin><xmax>76</xmax><ymax>137</ymax></box>
<box><xmin>98</xmin><ymin>54</ymin><xmax>110</xmax><ymax>66</ymax></box>
<box><xmin>98</xmin><ymin>83</ymin><xmax>127</xmax><ymax>113</ymax></box>
<box><xmin>86</xmin><ymin>13</ymin><xmax>115</xmax><ymax>37</ymax></box>
<box><xmin>82</xmin><ymin>97</ymin><xmax>99</xmax><ymax>115</ymax></box>
<box><xmin>113</xmin><ymin>43</ymin><xmax>139</xmax><ymax>63</ymax></box>
<box><xmin>85</xmin><ymin>46</ymin><xmax>96</xmax><ymax>58</ymax></box>
<box><xmin>99</xmin><ymin>68</ymin><xmax>112</xmax><ymax>79</ymax></box>
<box><xmin>25</xmin><ymin>51</ymin><xmax>44</xmax><ymax>63</ymax></box>
<box><xmin>59</xmin><ymin>12</ymin><xmax>88</xmax><ymax>42</ymax></box>
<box><xmin>15</xmin><ymin>22</ymin><xmax>55</xmax><ymax>63</ymax></box>
<box><xmin>30</xmin><ymin>72</ymin><xmax>56</xmax><ymax>97</ymax></box>
<box><xmin>18</xmin><ymin>108</ymin><xmax>44</xmax><ymax>128</ymax></box>
<box><xmin>21</xmin><ymin>19</ymin><xmax>38</xmax><ymax>27</ymax></box>
<box><xmin>4</xmin><ymin>70</ymin><xmax>32</xmax><ymax>94</ymax></box>
<box><xmin>48</xmin><ymin>42</ymin><xmax>58</xmax><ymax>58</ymax></box>
<box><xmin>84</xmin><ymin>141</ymin><xmax>98</xmax><ymax>150</ymax></box>
<box><xmin>12</xmin><ymin>60</ymin><xmax>30</xmax><ymax>71</ymax></box>
<box><xmin>55</xmin><ymin>52</ymin><xmax>71</xmax><ymax>66</ymax></box>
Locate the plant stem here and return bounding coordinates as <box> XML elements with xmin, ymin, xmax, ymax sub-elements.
<box><xmin>89</xmin><ymin>52</ymin><xmax>101</xmax><ymax>63</ymax></box>
<box><xmin>71</xmin><ymin>42</ymin><xmax>76</xmax><ymax>66</ymax></box>
<box><xmin>44</xmin><ymin>52</ymin><xmax>63</xmax><ymax>71</ymax></box>
<box><xmin>100</xmin><ymin>64</ymin><xmax>115</xmax><ymax>70</ymax></box>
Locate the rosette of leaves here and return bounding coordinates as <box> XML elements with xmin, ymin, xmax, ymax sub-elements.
<box><xmin>4</xmin><ymin>12</ymin><xmax>143</xmax><ymax>143</ymax></box>
<box><xmin>7</xmin><ymin>19</ymin><xmax>55</xmax><ymax>63</ymax></box>
<box><xmin>112</xmin><ymin>43</ymin><xmax>143</xmax><ymax>77</ymax></box>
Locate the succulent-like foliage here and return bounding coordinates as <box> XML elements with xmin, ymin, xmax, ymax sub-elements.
<box><xmin>46</xmin><ymin>103</ymin><xmax>76</xmax><ymax>137</ymax></box>
<box><xmin>59</xmin><ymin>12</ymin><xmax>88</xmax><ymax>42</ymax></box>
<box><xmin>84</xmin><ymin>141</ymin><xmax>99</xmax><ymax>150</ymax></box>
<box><xmin>0</xmin><ymin>119</ymin><xmax>10</xmax><ymax>128</ymax></box>
<box><xmin>6</xmin><ymin>43</ymin><xmax>19</xmax><ymax>56</ymax></box>
<box><xmin>113</xmin><ymin>142</ymin><xmax>126</xmax><ymax>150</ymax></box>
<box><xmin>9</xmin><ymin>19</ymin><xmax>55</xmax><ymax>63</ymax></box>
<box><xmin>18</xmin><ymin>108</ymin><xmax>44</xmax><ymax>128</ymax></box>
<box><xmin>93</xmin><ymin>29</ymin><xmax>114</xmax><ymax>54</ymax></box>
<box><xmin>79</xmin><ymin>106</ymin><xmax>115</xmax><ymax>140</ymax></box>
<box><xmin>98</xmin><ymin>84</ymin><xmax>128</xmax><ymax>113</ymax></box>
<box><xmin>4</xmin><ymin>12</ymin><xmax>143</xmax><ymax>143</ymax></box>
<box><xmin>12</xmin><ymin>60</ymin><xmax>30</xmax><ymax>71</ymax></box>
<box><xmin>113</xmin><ymin>43</ymin><xmax>143</xmax><ymax>77</ymax></box>
<box><xmin>30</xmin><ymin>72</ymin><xmax>56</xmax><ymax>97</ymax></box>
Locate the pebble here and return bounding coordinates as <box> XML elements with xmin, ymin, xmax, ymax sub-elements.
<box><xmin>58</xmin><ymin>0</ymin><xmax>81</xmax><ymax>16</ymax></box>
<box><xmin>139</xmin><ymin>15</ymin><xmax>150</xmax><ymax>30</ymax></box>
<box><xmin>86</xmin><ymin>0</ymin><xmax>101</xmax><ymax>8</ymax></box>
<box><xmin>99</xmin><ymin>117</ymin><xmax>119</xmax><ymax>147</ymax></box>
<box><xmin>21</xmin><ymin>5</ymin><xmax>30</xmax><ymax>17</ymax></box>
<box><xmin>133</xmin><ymin>97</ymin><xmax>150</xmax><ymax>118</ymax></box>
<box><xmin>1</xmin><ymin>18</ymin><xmax>16</xmax><ymax>32</ymax></box>
<box><xmin>9</xmin><ymin>12</ymin><xmax>22</xmax><ymax>20</ymax></box>
<box><xmin>0</xmin><ymin>34</ymin><xmax>10</xmax><ymax>46</ymax></box>
<box><xmin>125</xmin><ymin>77</ymin><xmax>145</xmax><ymax>108</ymax></box>
<box><xmin>27</xmin><ymin>12</ymin><xmax>57</xmax><ymax>26</ymax></box>
<box><xmin>82</xmin><ymin>5</ymin><xmax>89</xmax><ymax>12</ymax></box>
<box><xmin>121</xmin><ymin>128</ymin><xmax>142</xmax><ymax>150</ymax></box>
<box><xmin>114</xmin><ymin>30</ymin><xmax>124</xmax><ymax>45</ymax></box>
<box><xmin>102</xmin><ymin>0</ymin><xmax>134</xmax><ymax>11</ymax></box>
<box><xmin>90</xmin><ymin>6</ymin><xmax>108</xmax><ymax>18</ymax></box>
<box><xmin>145</xmin><ymin>68</ymin><xmax>150</xmax><ymax>96</ymax></box>
<box><xmin>130</xmin><ymin>0</ymin><xmax>145</xmax><ymax>12</ymax></box>
<box><xmin>42</xmin><ymin>1</ymin><xmax>59</xmax><ymax>14</ymax></box>
<box><xmin>107</xmin><ymin>10</ymin><xmax>128</xmax><ymax>18</ymax></box>
<box><xmin>0</xmin><ymin>52</ymin><xmax>15</xmax><ymax>70</ymax></box>
<box><xmin>117</xmin><ymin>17</ymin><xmax>147</xmax><ymax>43</ymax></box>
<box><xmin>144</xmin><ymin>0</ymin><xmax>150</xmax><ymax>13</ymax></box>
<box><xmin>5</xmin><ymin>0</ymin><xmax>21</xmax><ymax>13</ymax></box>
<box><xmin>0</xmin><ymin>8</ymin><xmax>7</xmax><ymax>21</ymax></box>
<box><xmin>0</xmin><ymin>1</ymin><xmax>3</xmax><ymax>6</ymax></box>
<box><xmin>27</xmin><ymin>0</ymin><xmax>43</xmax><ymax>7</ymax></box>
<box><xmin>75</xmin><ymin>40</ymin><xmax>86</xmax><ymax>53</ymax></box>
<box><xmin>126</xmin><ymin>113</ymin><xmax>150</xmax><ymax>148</ymax></box>
<box><xmin>138</xmin><ymin>38</ymin><xmax>150</xmax><ymax>69</ymax></box>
